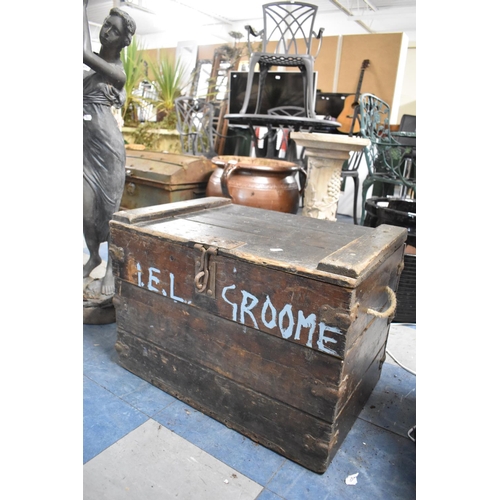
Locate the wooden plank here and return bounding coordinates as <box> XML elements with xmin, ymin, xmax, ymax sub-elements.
<box><xmin>317</xmin><ymin>224</ymin><xmax>407</xmax><ymax>278</ymax></box>
<box><xmin>343</xmin><ymin>246</ymin><xmax>404</xmax><ymax>353</ymax></box>
<box><xmin>112</xmin><ymin>197</ymin><xmax>232</xmax><ymax>225</ymax></box>
<box><xmin>325</xmin><ymin>344</ymin><xmax>386</xmax><ymax>467</ymax></box>
<box><xmin>116</xmin><ymin>279</ymin><xmax>343</xmax><ymax>421</ymax></box>
<box><xmin>143</xmin><ymin>217</ymin><xmax>340</xmax><ymax>269</ymax></box>
<box><xmin>183</xmin><ymin>203</ymin><xmax>367</xmax><ymax>240</ymax></box>
<box><xmin>337</xmin><ymin>316</ymin><xmax>389</xmax><ymax>414</ymax></box>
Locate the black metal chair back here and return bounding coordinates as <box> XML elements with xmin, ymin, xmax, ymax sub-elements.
<box><xmin>240</xmin><ymin>2</ymin><xmax>324</xmax><ymax>118</ymax></box>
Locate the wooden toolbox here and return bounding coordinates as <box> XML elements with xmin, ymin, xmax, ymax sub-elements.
<box><xmin>109</xmin><ymin>197</ymin><xmax>407</xmax><ymax>473</ymax></box>
<box><xmin>120</xmin><ymin>151</ymin><xmax>215</xmax><ymax>210</ymax></box>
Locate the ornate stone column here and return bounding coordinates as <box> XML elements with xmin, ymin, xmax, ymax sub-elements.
<box><xmin>291</xmin><ymin>132</ymin><xmax>370</xmax><ymax>221</ymax></box>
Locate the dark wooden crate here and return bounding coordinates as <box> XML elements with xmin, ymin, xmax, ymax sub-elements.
<box><xmin>109</xmin><ymin>197</ymin><xmax>406</xmax><ymax>473</ymax></box>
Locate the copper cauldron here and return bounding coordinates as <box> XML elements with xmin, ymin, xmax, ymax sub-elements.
<box><xmin>206</xmin><ymin>156</ymin><xmax>305</xmax><ymax>214</ymax></box>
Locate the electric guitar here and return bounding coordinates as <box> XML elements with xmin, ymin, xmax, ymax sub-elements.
<box><xmin>336</xmin><ymin>59</ymin><xmax>370</xmax><ymax>135</ymax></box>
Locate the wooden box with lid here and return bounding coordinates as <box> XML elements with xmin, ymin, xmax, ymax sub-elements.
<box><xmin>120</xmin><ymin>151</ymin><xmax>214</xmax><ymax>210</ymax></box>
<box><xmin>109</xmin><ymin>197</ymin><xmax>406</xmax><ymax>473</ymax></box>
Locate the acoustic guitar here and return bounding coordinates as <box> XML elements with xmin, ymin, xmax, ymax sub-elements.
<box><xmin>336</xmin><ymin>59</ymin><xmax>370</xmax><ymax>135</ymax></box>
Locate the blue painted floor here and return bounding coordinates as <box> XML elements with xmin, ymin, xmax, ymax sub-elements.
<box><xmin>83</xmin><ymin>214</ymin><xmax>416</xmax><ymax>499</ymax></box>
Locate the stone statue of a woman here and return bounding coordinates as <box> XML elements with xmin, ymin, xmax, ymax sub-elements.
<box><xmin>83</xmin><ymin>0</ymin><xmax>136</xmax><ymax>299</ymax></box>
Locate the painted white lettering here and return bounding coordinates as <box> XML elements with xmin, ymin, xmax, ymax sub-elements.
<box><xmin>240</xmin><ymin>290</ymin><xmax>259</xmax><ymax>329</ymax></box>
<box><xmin>278</xmin><ymin>304</ymin><xmax>295</xmax><ymax>339</ymax></box>
<box><xmin>147</xmin><ymin>267</ymin><xmax>161</xmax><ymax>292</ymax></box>
<box><xmin>317</xmin><ymin>322</ymin><xmax>342</xmax><ymax>356</ymax></box>
<box><xmin>294</xmin><ymin>311</ymin><xmax>317</xmax><ymax>347</ymax></box>
<box><xmin>261</xmin><ymin>295</ymin><xmax>277</xmax><ymax>329</ymax></box>
<box><xmin>137</xmin><ymin>262</ymin><xmax>144</xmax><ymax>287</ymax></box>
<box><xmin>169</xmin><ymin>272</ymin><xmax>186</xmax><ymax>303</ymax></box>
<box><xmin>221</xmin><ymin>285</ymin><xmax>238</xmax><ymax>322</ymax></box>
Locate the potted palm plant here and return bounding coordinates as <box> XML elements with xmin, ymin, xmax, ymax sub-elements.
<box><xmin>120</xmin><ymin>36</ymin><xmax>147</xmax><ymax>126</ymax></box>
<box><xmin>148</xmin><ymin>56</ymin><xmax>187</xmax><ymax>129</ymax></box>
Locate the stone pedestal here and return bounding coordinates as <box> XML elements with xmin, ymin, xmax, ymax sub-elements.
<box><xmin>83</xmin><ymin>256</ymin><xmax>116</xmax><ymax>324</ymax></box>
<box><xmin>291</xmin><ymin>133</ymin><xmax>369</xmax><ymax>221</ymax></box>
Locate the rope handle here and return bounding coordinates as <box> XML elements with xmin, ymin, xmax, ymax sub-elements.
<box><xmin>367</xmin><ymin>286</ymin><xmax>397</xmax><ymax>318</ymax></box>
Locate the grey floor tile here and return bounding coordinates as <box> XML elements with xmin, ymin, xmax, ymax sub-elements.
<box><xmin>83</xmin><ymin>419</ymin><xmax>263</xmax><ymax>500</ymax></box>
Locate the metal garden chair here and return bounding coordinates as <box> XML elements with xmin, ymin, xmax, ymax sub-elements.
<box><xmin>358</xmin><ymin>93</ymin><xmax>416</xmax><ymax>225</ymax></box>
<box><xmin>175</xmin><ymin>97</ymin><xmax>215</xmax><ymax>157</ymax></box>
<box><xmin>240</xmin><ymin>2</ymin><xmax>324</xmax><ymax>119</ymax></box>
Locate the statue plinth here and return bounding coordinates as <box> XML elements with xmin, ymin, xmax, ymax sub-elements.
<box><xmin>291</xmin><ymin>133</ymin><xmax>370</xmax><ymax>221</ymax></box>
<box><xmin>83</xmin><ymin>256</ymin><xmax>116</xmax><ymax>324</ymax></box>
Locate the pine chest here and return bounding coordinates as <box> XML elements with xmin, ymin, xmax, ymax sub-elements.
<box><xmin>109</xmin><ymin>197</ymin><xmax>406</xmax><ymax>473</ymax></box>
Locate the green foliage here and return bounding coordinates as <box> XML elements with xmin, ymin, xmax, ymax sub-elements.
<box><xmin>130</xmin><ymin>121</ymin><xmax>163</xmax><ymax>150</ymax></box>
<box><xmin>148</xmin><ymin>56</ymin><xmax>187</xmax><ymax>118</ymax></box>
<box><xmin>120</xmin><ymin>36</ymin><xmax>147</xmax><ymax>125</ymax></box>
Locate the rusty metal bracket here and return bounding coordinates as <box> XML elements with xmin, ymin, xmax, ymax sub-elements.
<box><xmin>108</xmin><ymin>244</ymin><xmax>124</xmax><ymax>263</ymax></box>
<box><xmin>194</xmin><ymin>243</ymin><xmax>218</xmax><ymax>298</ymax></box>
<box><xmin>318</xmin><ymin>304</ymin><xmax>354</xmax><ymax>332</ymax></box>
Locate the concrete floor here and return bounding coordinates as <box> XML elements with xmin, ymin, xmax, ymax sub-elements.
<box><xmin>83</xmin><ymin>213</ymin><xmax>416</xmax><ymax>499</ymax></box>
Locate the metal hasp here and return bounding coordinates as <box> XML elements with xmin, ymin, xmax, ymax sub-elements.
<box><xmin>194</xmin><ymin>243</ymin><xmax>218</xmax><ymax>298</ymax></box>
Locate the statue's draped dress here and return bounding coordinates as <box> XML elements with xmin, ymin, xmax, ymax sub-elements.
<box><xmin>83</xmin><ymin>65</ymin><xmax>126</xmax><ymax>244</ymax></box>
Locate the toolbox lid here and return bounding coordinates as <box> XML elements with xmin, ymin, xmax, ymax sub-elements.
<box><xmin>125</xmin><ymin>151</ymin><xmax>215</xmax><ymax>186</ymax></box>
<box><xmin>113</xmin><ymin>197</ymin><xmax>407</xmax><ymax>287</ymax></box>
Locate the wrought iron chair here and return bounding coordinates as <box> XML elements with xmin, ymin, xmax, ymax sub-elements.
<box><xmin>175</xmin><ymin>97</ymin><xmax>248</xmax><ymax>157</ymax></box>
<box><xmin>358</xmin><ymin>93</ymin><xmax>416</xmax><ymax>224</ymax></box>
<box><xmin>240</xmin><ymin>2</ymin><xmax>324</xmax><ymax>119</ymax></box>
<box><xmin>394</xmin><ymin>114</ymin><xmax>416</xmax><ymax>199</ymax></box>
<box><xmin>340</xmin><ymin>151</ymin><xmax>364</xmax><ymax>225</ymax></box>
<box><xmin>175</xmin><ymin>97</ymin><xmax>215</xmax><ymax>157</ymax></box>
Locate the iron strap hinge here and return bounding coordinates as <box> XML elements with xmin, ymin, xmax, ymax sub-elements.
<box><xmin>194</xmin><ymin>243</ymin><xmax>218</xmax><ymax>298</ymax></box>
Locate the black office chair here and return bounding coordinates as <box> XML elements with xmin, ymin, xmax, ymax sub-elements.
<box><xmin>240</xmin><ymin>2</ymin><xmax>324</xmax><ymax>119</ymax></box>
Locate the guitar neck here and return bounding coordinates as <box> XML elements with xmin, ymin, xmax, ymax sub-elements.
<box><xmin>353</xmin><ymin>69</ymin><xmax>366</xmax><ymax>103</ymax></box>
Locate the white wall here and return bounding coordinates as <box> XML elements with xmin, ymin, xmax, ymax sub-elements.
<box><xmin>396</xmin><ymin>45</ymin><xmax>416</xmax><ymax>122</ymax></box>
